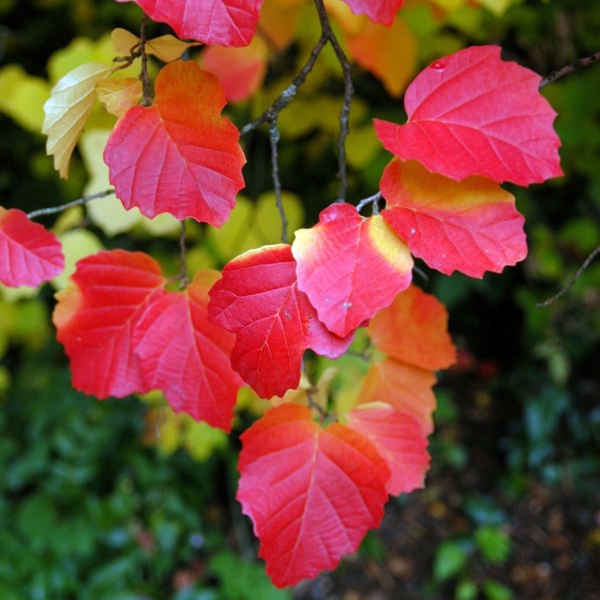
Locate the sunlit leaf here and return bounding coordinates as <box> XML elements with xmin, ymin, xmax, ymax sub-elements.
<box><xmin>95</xmin><ymin>77</ymin><xmax>142</xmax><ymax>118</ymax></box>
<box><xmin>238</xmin><ymin>403</ymin><xmax>390</xmax><ymax>587</ymax></box>
<box><xmin>340</xmin><ymin>0</ymin><xmax>404</xmax><ymax>25</ymax></box>
<box><xmin>104</xmin><ymin>60</ymin><xmax>246</xmax><ymax>225</ymax></box>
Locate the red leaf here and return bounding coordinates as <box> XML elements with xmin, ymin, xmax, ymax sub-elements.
<box><xmin>346</xmin><ymin>403</ymin><xmax>430</xmax><ymax>495</ymax></box>
<box><xmin>358</xmin><ymin>358</ymin><xmax>437</xmax><ymax>435</ymax></box>
<box><xmin>207</xmin><ymin>244</ymin><xmax>352</xmax><ymax>399</ymax></box>
<box><xmin>237</xmin><ymin>404</ymin><xmax>390</xmax><ymax>587</ymax></box>
<box><xmin>53</xmin><ymin>250</ymin><xmax>165</xmax><ymax>398</ymax></box>
<box><xmin>104</xmin><ymin>60</ymin><xmax>245</xmax><ymax>226</ymax></box>
<box><xmin>368</xmin><ymin>285</ymin><xmax>456</xmax><ymax>371</ymax></box>
<box><xmin>380</xmin><ymin>159</ymin><xmax>527</xmax><ymax>277</ymax></box>
<box><xmin>133</xmin><ymin>271</ymin><xmax>242</xmax><ymax>431</ymax></box>
<box><xmin>0</xmin><ymin>207</ymin><xmax>64</xmax><ymax>287</ymax></box>
<box><xmin>116</xmin><ymin>0</ymin><xmax>263</xmax><ymax>46</ymax></box>
<box><xmin>340</xmin><ymin>0</ymin><xmax>404</xmax><ymax>26</ymax></box>
<box><xmin>374</xmin><ymin>45</ymin><xmax>562</xmax><ymax>185</ymax></box>
<box><xmin>292</xmin><ymin>203</ymin><xmax>413</xmax><ymax>338</ymax></box>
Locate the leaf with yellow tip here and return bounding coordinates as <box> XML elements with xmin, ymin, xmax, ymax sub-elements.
<box><xmin>96</xmin><ymin>77</ymin><xmax>142</xmax><ymax>118</ymax></box>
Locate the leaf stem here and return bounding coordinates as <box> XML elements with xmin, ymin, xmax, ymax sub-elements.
<box><xmin>26</xmin><ymin>189</ymin><xmax>114</xmax><ymax>219</ymax></box>
<box><xmin>536</xmin><ymin>244</ymin><xmax>600</xmax><ymax>307</ymax></box>
<box><xmin>540</xmin><ymin>50</ymin><xmax>600</xmax><ymax>88</ymax></box>
<box><xmin>313</xmin><ymin>0</ymin><xmax>354</xmax><ymax>202</ymax></box>
<box><xmin>139</xmin><ymin>15</ymin><xmax>152</xmax><ymax>105</ymax></box>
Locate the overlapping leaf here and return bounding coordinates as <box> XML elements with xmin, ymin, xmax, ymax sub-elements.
<box><xmin>112</xmin><ymin>28</ymin><xmax>201</xmax><ymax>63</ymax></box>
<box><xmin>43</xmin><ymin>62</ymin><xmax>114</xmax><ymax>178</ymax></box>
<box><xmin>374</xmin><ymin>45</ymin><xmax>562</xmax><ymax>185</ymax></box>
<box><xmin>368</xmin><ymin>284</ymin><xmax>456</xmax><ymax>371</ymax></box>
<box><xmin>346</xmin><ymin>403</ymin><xmax>430</xmax><ymax>495</ymax></box>
<box><xmin>117</xmin><ymin>0</ymin><xmax>263</xmax><ymax>46</ymax></box>
<box><xmin>381</xmin><ymin>159</ymin><xmax>527</xmax><ymax>277</ymax></box>
<box><xmin>340</xmin><ymin>0</ymin><xmax>404</xmax><ymax>25</ymax></box>
<box><xmin>207</xmin><ymin>244</ymin><xmax>352</xmax><ymax>399</ymax></box>
<box><xmin>0</xmin><ymin>207</ymin><xmax>64</xmax><ymax>288</ymax></box>
<box><xmin>237</xmin><ymin>403</ymin><xmax>390</xmax><ymax>587</ymax></box>
<box><xmin>104</xmin><ymin>60</ymin><xmax>246</xmax><ymax>225</ymax></box>
<box><xmin>133</xmin><ymin>271</ymin><xmax>242</xmax><ymax>431</ymax></box>
<box><xmin>53</xmin><ymin>250</ymin><xmax>165</xmax><ymax>398</ymax></box>
<box><xmin>293</xmin><ymin>203</ymin><xmax>413</xmax><ymax>338</ymax></box>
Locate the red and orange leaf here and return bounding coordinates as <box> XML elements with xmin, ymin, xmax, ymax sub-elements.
<box><xmin>0</xmin><ymin>207</ymin><xmax>64</xmax><ymax>288</ymax></box>
<box><xmin>237</xmin><ymin>403</ymin><xmax>390</xmax><ymax>587</ymax></box>
<box><xmin>358</xmin><ymin>358</ymin><xmax>437</xmax><ymax>434</ymax></box>
<box><xmin>346</xmin><ymin>403</ymin><xmax>430</xmax><ymax>495</ymax></box>
<box><xmin>116</xmin><ymin>0</ymin><xmax>263</xmax><ymax>46</ymax></box>
<box><xmin>104</xmin><ymin>60</ymin><xmax>245</xmax><ymax>225</ymax></box>
<box><xmin>368</xmin><ymin>285</ymin><xmax>456</xmax><ymax>371</ymax></box>
<box><xmin>374</xmin><ymin>45</ymin><xmax>562</xmax><ymax>185</ymax></box>
<box><xmin>292</xmin><ymin>203</ymin><xmax>413</xmax><ymax>338</ymax></box>
<box><xmin>341</xmin><ymin>0</ymin><xmax>404</xmax><ymax>25</ymax></box>
<box><xmin>207</xmin><ymin>244</ymin><xmax>350</xmax><ymax>399</ymax></box>
<box><xmin>200</xmin><ymin>37</ymin><xmax>268</xmax><ymax>103</ymax></box>
<box><xmin>53</xmin><ymin>250</ymin><xmax>165</xmax><ymax>398</ymax></box>
<box><xmin>133</xmin><ymin>271</ymin><xmax>242</xmax><ymax>432</ymax></box>
<box><xmin>380</xmin><ymin>159</ymin><xmax>527</xmax><ymax>277</ymax></box>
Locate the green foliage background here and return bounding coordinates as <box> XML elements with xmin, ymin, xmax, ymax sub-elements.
<box><xmin>0</xmin><ymin>0</ymin><xmax>599</xmax><ymax>598</ymax></box>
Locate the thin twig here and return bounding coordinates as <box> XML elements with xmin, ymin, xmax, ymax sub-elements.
<box><xmin>313</xmin><ymin>0</ymin><xmax>354</xmax><ymax>202</ymax></box>
<box><xmin>537</xmin><ymin>244</ymin><xmax>600</xmax><ymax>307</ymax></box>
<box><xmin>540</xmin><ymin>50</ymin><xmax>600</xmax><ymax>88</ymax></box>
<box><xmin>356</xmin><ymin>191</ymin><xmax>382</xmax><ymax>213</ymax></box>
<box><xmin>306</xmin><ymin>389</ymin><xmax>328</xmax><ymax>421</ymax></box>
<box><xmin>26</xmin><ymin>189</ymin><xmax>114</xmax><ymax>219</ymax></box>
<box><xmin>268</xmin><ymin>119</ymin><xmax>289</xmax><ymax>244</ymax></box>
<box><xmin>240</xmin><ymin>34</ymin><xmax>328</xmax><ymax>135</ymax></box>
<box><xmin>178</xmin><ymin>219</ymin><xmax>190</xmax><ymax>289</ymax></box>
<box><xmin>139</xmin><ymin>15</ymin><xmax>152</xmax><ymax>105</ymax></box>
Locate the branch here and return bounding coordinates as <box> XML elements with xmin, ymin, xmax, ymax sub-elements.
<box><xmin>356</xmin><ymin>192</ymin><xmax>382</xmax><ymax>213</ymax></box>
<box><xmin>138</xmin><ymin>15</ymin><xmax>153</xmax><ymax>105</ymax></box>
<box><xmin>540</xmin><ymin>50</ymin><xmax>600</xmax><ymax>88</ymax></box>
<box><xmin>268</xmin><ymin>119</ymin><xmax>289</xmax><ymax>244</ymax></box>
<box><xmin>178</xmin><ymin>219</ymin><xmax>190</xmax><ymax>289</ymax></box>
<box><xmin>537</xmin><ymin>244</ymin><xmax>600</xmax><ymax>307</ymax></box>
<box><xmin>313</xmin><ymin>0</ymin><xmax>354</xmax><ymax>202</ymax></box>
<box><xmin>26</xmin><ymin>189</ymin><xmax>114</xmax><ymax>219</ymax></box>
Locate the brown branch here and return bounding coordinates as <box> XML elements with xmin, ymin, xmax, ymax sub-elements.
<box><xmin>178</xmin><ymin>219</ymin><xmax>190</xmax><ymax>289</ymax></box>
<box><xmin>268</xmin><ymin>119</ymin><xmax>289</xmax><ymax>244</ymax></box>
<box><xmin>26</xmin><ymin>189</ymin><xmax>114</xmax><ymax>219</ymax></box>
<box><xmin>540</xmin><ymin>50</ymin><xmax>600</xmax><ymax>88</ymax></box>
<box><xmin>139</xmin><ymin>15</ymin><xmax>152</xmax><ymax>105</ymax></box>
<box><xmin>313</xmin><ymin>0</ymin><xmax>354</xmax><ymax>202</ymax></box>
<box><xmin>537</xmin><ymin>244</ymin><xmax>600</xmax><ymax>307</ymax></box>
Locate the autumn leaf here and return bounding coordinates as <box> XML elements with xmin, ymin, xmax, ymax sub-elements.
<box><xmin>133</xmin><ymin>271</ymin><xmax>243</xmax><ymax>432</ymax></box>
<box><xmin>380</xmin><ymin>159</ymin><xmax>527</xmax><ymax>277</ymax></box>
<box><xmin>43</xmin><ymin>62</ymin><xmax>114</xmax><ymax>178</ymax></box>
<box><xmin>340</xmin><ymin>0</ymin><xmax>404</xmax><ymax>25</ymax></box>
<box><xmin>358</xmin><ymin>358</ymin><xmax>438</xmax><ymax>434</ymax></box>
<box><xmin>0</xmin><ymin>207</ymin><xmax>64</xmax><ymax>288</ymax></box>
<box><xmin>116</xmin><ymin>0</ymin><xmax>264</xmax><ymax>46</ymax></box>
<box><xmin>95</xmin><ymin>77</ymin><xmax>142</xmax><ymax>118</ymax></box>
<box><xmin>346</xmin><ymin>403</ymin><xmax>430</xmax><ymax>495</ymax></box>
<box><xmin>237</xmin><ymin>403</ymin><xmax>390</xmax><ymax>587</ymax></box>
<box><xmin>374</xmin><ymin>45</ymin><xmax>563</xmax><ymax>185</ymax></box>
<box><xmin>368</xmin><ymin>284</ymin><xmax>456</xmax><ymax>371</ymax></box>
<box><xmin>293</xmin><ymin>203</ymin><xmax>413</xmax><ymax>338</ymax></box>
<box><xmin>207</xmin><ymin>244</ymin><xmax>352</xmax><ymax>399</ymax></box>
<box><xmin>53</xmin><ymin>250</ymin><xmax>165</xmax><ymax>398</ymax></box>
<box><xmin>104</xmin><ymin>60</ymin><xmax>246</xmax><ymax>225</ymax></box>
<box><xmin>112</xmin><ymin>28</ymin><xmax>201</xmax><ymax>63</ymax></box>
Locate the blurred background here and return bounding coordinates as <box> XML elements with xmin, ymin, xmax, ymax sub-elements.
<box><xmin>0</xmin><ymin>0</ymin><xmax>599</xmax><ymax>598</ymax></box>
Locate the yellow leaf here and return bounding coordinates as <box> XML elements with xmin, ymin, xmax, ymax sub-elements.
<box><xmin>477</xmin><ymin>0</ymin><xmax>516</xmax><ymax>16</ymax></box>
<box><xmin>146</xmin><ymin>34</ymin><xmax>201</xmax><ymax>63</ymax></box>
<box><xmin>51</xmin><ymin>229</ymin><xmax>104</xmax><ymax>290</ymax></box>
<box><xmin>184</xmin><ymin>420</ymin><xmax>228</xmax><ymax>462</ymax></box>
<box><xmin>111</xmin><ymin>28</ymin><xmax>140</xmax><ymax>56</ymax></box>
<box><xmin>43</xmin><ymin>62</ymin><xmax>115</xmax><ymax>178</ymax></box>
<box><xmin>430</xmin><ymin>0</ymin><xmax>468</xmax><ymax>10</ymax></box>
<box><xmin>95</xmin><ymin>77</ymin><xmax>142</xmax><ymax>118</ymax></box>
<box><xmin>259</xmin><ymin>0</ymin><xmax>305</xmax><ymax>50</ymax></box>
<box><xmin>0</xmin><ymin>65</ymin><xmax>51</xmax><ymax>132</ymax></box>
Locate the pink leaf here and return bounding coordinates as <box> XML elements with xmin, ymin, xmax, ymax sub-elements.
<box><xmin>0</xmin><ymin>207</ymin><xmax>64</xmax><ymax>287</ymax></box>
<box><xmin>292</xmin><ymin>203</ymin><xmax>413</xmax><ymax>338</ymax></box>
<box><xmin>374</xmin><ymin>45</ymin><xmax>562</xmax><ymax>185</ymax></box>
<box><xmin>207</xmin><ymin>244</ymin><xmax>352</xmax><ymax>399</ymax></box>
<box><xmin>104</xmin><ymin>60</ymin><xmax>245</xmax><ymax>226</ymax></box>
<box><xmin>53</xmin><ymin>250</ymin><xmax>165</xmax><ymax>398</ymax></box>
<box><xmin>340</xmin><ymin>0</ymin><xmax>404</xmax><ymax>26</ymax></box>
<box><xmin>347</xmin><ymin>403</ymin><xmax>430</xmax><ymax>495</ymax></box>
<box><xmin>116</xmin><ymin>0</ymin><xmax>263</xmax><ymax>46</ymax></box>
<box><xmin>238</xmin><ymin>404</ymin><xmax>390</xmax><ymax>587</ymax></box>
<box><xmin>133</xmin><ymin>271</ymin><xmax>243</xmax><ymax>432</ymax></box>
<box><xmin>380</xmin><ymin>159</ymin><xmax>527</xmax><ymax>277</ymax></box>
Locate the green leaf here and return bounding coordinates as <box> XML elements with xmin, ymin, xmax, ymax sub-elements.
<box><xmin>433</xmin><ymin>540</ymin><xmax>471</xmax><ymax>582</ymax></box>
<box><xmin>482</xmin><ymin>579</ymin><xmax>514</xmax><ymax>600</ymax></box>
<box><xmin>456</xmin><ymin>579</ymin><xmax>479</xmax><ymax>600</ymax></box>
<box><xmin>474</xmin><ymin>526</ymin><xmax>511</xmax><ymax>564</ymax></box>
